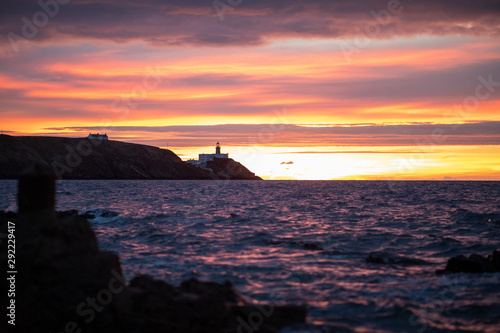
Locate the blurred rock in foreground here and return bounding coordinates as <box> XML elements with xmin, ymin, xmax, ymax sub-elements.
<box><xmin>0</xmin><ymin>171</ymin><xmax>301</xmax><ymax>333</ymax></box>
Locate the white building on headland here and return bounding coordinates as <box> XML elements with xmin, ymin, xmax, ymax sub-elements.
<box><xmin>187</xmin><ymin>142</ymin><xmax>228</xmax><ymax>167</ymax></box>
<box><xmin>87</xmin><ymin>133</ymin><xmax>109</xmax><ymax>140</ymax></box>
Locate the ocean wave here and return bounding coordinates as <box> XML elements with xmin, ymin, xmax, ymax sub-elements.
<box><xmin>3</xmin><ymin>180</ymin><xmax>498</xmax><ymax>332</ymax></box>
<box><xmin>451</xmin><ymin>209</ymin><xmax>500</xmax><ymax>224</ymax></box>
<box><xmin>80</xmin><ymin>208</ymin><xmax>120</xmax><ymax>223</ymax></box>
<box><xmin>365</xmin><ymin>252</ymin><xmax>427</xmax><ymax>265</ymax></box>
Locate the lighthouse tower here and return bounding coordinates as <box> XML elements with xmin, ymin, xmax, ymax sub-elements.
<box><xmin>192</xmin><ymin>142</ymin><xmax>229</xmax><ymax>165</ymax></box>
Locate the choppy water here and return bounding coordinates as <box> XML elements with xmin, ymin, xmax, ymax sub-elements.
<box><xmin>1</xmin><ymin>180</ymin><xmax>500</xmax><ymax>332</ymax></box>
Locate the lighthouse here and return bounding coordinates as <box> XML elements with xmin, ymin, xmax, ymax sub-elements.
<box><xmin>213</xmin><ymin>141</ymin><xmax>228</xmax><ymax>158</ymax></box>
<box><xmin>187</xmin><ymin>142</ymin><xmax>229</xmax><ymax>166</ymax></box>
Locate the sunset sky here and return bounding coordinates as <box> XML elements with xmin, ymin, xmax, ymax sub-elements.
<box><xmin>1</xmin><ymin>0</ymin><xmax>499</xmax><ymax>180</ymax></box>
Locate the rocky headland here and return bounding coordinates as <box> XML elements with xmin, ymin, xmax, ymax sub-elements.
<box><xmin>0</xmin><ymin>134</ymin><xmax>261</xmax><ymax>180</ymax></box>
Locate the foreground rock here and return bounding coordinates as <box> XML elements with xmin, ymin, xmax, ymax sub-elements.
<box><xmin>0</xmin><ymin>171</ymin><xmax>301</xmax><ymax>333</ymax></box>
<box><xmin>129</xmin><ymin>276</ymin><xmax>306</xmax><ymax>333</ymax></box>
<box><xmin>436</xmin><ymin>249</ymin><xmax>500</xmax><ymax>274</ymax></box>
<box><xmin>365</xmin><ymin>253</ymin><xmax>426</xmax><ymax>265</ymax></box>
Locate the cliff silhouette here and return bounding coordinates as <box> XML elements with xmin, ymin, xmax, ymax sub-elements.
<box><xmin>0</xmin><ymin>135</ymin><xmax>261</xmax><ymax>180</ymax></box>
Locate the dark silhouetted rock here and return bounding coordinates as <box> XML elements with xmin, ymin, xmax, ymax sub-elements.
<box><xmin>233</xmin><ymin>304</ymin><xmax>308</xmax><ymax>333</ymax></box>
<box><xmin>0</xmin><ymin>210</ymin><xmax>16</xmax><ymax>224</ymax></box>
<box><xmin>17</xmin><ymin>163</ymin><xmax>56</xmax><ymax>216</ymax></box>
<box><xmin>436</xmin><ymin>249</ymin><xmax>500</xmax><ymax>274</ymax></box>
<box><xmin>366</xmin><ymin>255</ymin><xmax>385</xmax><ymax>264</ymax></box>
<box><xmin>128</xmin><ymin>276</ymin><xmax>249</xmax><ymax>332</ymax></box>
<box><xmin>290</xmin><ymin>241</ymin><xmax>323</xmax><ymax>251</ymax></box>
<box><xmin>366</xmin><ymin>253</ymin><xmax>425</xmax><ymax>265</ymax></box>
<box><xmin>0</xmin><ymin>135</ymin><xmax>260</xmax><ymax>180</ymax></box>
<box><xmin>206</xmin><ymin>157</ymin><xmax>262</xmax><ymax>180</ymax></box>
<box><xmin>83</xmin><ymin>210</ymin><xmax>119</xmax><ymax>220</ymax></box>
<box><xmin>56</xmin><ymin>209</ymin><xmax>80</xmax><ymax>218</ymax></box>
<box><xmin>0</xmin><ymin>172</ymin><xmax>300</xmax><ymax>333</ymax></box>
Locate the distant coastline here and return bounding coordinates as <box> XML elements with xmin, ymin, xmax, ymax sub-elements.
<box><xmin>0</xmin><ymin>135</ymin><xmax>262</xmax><ymax>180</ymax></box>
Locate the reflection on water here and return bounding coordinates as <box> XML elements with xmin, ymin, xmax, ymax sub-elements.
<box><xmin>1</xmin><ymin>180</ymin><xmax>499</xmax><ymax>332</ymax></box>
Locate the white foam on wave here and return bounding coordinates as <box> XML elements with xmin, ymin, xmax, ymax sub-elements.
<box><xmin>80</xmin><ymin>208</ymin><xmax>121</xmax><ymax>223</ymax></box>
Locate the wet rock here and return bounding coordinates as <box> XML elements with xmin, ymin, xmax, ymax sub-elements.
<box><xmin>83</xmin><ymin>210</ymin><xmax>119</xmax><ymax>219</ymax></box>
<box><xmin>56</xmin><ymin>209</ymin><xmax>80</xmax><ymax>218</ymax></box>
<box><xmin>366</xmin><ymin>255</ymin><xmax>386</xmax><ymax>264</ymax></box>
<box><xmin>269</xmin><ymin>239</ymin><xmax>324</xmax><ymax>251</ymax></box>
<box><xmin>366</xmin><ymin>253</ymin><xmax>425</xmax><ymax>265</ymax></box>
<box><xmin>436</xmin><ymin>249</ymin><xmax>500</xmax><ymax>274</ymax></box>
<box><xmin>290</xmin><ymin>241</ymin><xmax>323</xmax><ymax>251</ymax></box>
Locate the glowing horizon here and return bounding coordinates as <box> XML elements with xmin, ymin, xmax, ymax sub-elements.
<box><xmin>1</xmin><ymin>0</ymin><xmax>499</xmax><ymax>180</ymax></box>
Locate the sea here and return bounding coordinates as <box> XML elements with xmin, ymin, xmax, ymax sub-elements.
<box><xmin>1</xmin><ymin>180</ymin><xmax>499</xmax><ymax>333</ymax></box>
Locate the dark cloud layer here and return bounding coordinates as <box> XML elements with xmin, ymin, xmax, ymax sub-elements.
<box><xmin>2</xmin><ymin>0</ymin><xmax>500</xmax><ymax>48</ymax></box>
<box><xmin>48</xmin><ymin>121</ymin><xmax>500</xmax><ymax>146</ymax></box>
